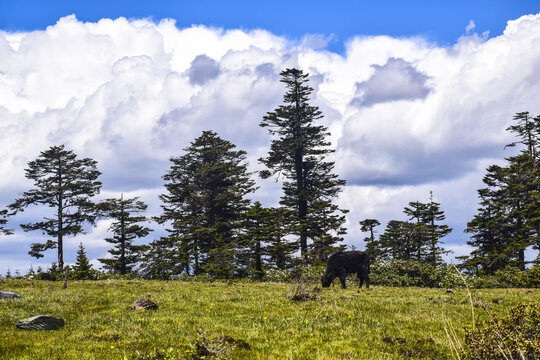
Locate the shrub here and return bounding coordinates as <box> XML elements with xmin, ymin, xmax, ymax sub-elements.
<box><xmin>468</xmin><ymin>267</ymin><xmax>540</xmax><ymax>288</ymax></box>
<box><xmin>462</xmin><ymin>303</ymin><xmax>539</xmax><ymax>359</ymax></box>
<box><xmin>264</xmin><ymin>264</ymin><xmax>326</xmax><ymax>284</ymax></box>
<box><xmin>370</xmin><ymin>260</ymin><xmax>465</xmax><ymax>288</ymax></box>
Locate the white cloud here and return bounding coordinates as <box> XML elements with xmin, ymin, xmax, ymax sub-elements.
<box><xmin>466</xmin><ymin>20</ymin><xmax>476</xmax><ymax>33</ymax></box>
<box><xmin>1</xmin><ymin>13</ymin><xmax>540</xmax><ymax>273</ymax></box>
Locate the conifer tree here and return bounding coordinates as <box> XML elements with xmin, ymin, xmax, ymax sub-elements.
<box><xmin>359</xmin><ymin>219</ymin><xmax>381</xmax><ymax>261</ymax></box>
<box><xmin>239</xmin><ymin>202</ymin><xmax>296</xmax><ymax>277</ymax></box>
<box><xmin>98</xmin><ymin>195</ymin><xmax>152</xmax><ymax>275</ymax></box>
<box><xmin>0</xmin><ymin>209</ymin><xmax>12</xmax><ymax>235</ymax></box>
<box><xmin>264</xmin><ymin>207</ymin><xmax>296</xmax><ymax>270</ymax></box>
<box><xmin>423</xmin><ymin>192</ymin><xmax>452</xmax><ymax>265</ymax></box>
<box><xmin>139</xmin><ymin>237</ymin><xmax>182</xmax><ymax>279</ymax></box>
<box><xmin>158</xmin><ymin>131</ymin><xmax>257</xmax><ymax>277</ymax></box>
<box><xmin>259</xmin><ymin>68</ymin><xmax>347</xmax><ymax>261</ymax></box>
<box><xmin>73</xmin><ymin>242</ymin><xmax>93</xmax><ymax>279</ymax></box>
<box><xmin>376</xmin><ymin>194</ymin><xmax>451</xmax><ymax>264</ymax></box>
<box><xmin>378</xmin><ymin>220</ymin><xmax>417</xmax><ymax>261</ymax></box>
<box><xmin>9</xmin><ymin>145</ymin><xmax>102</xmax><ymax>270</ymax></box>
<box><xmin>460</xmin><ymin>112</ymin><xmax>539</xmax><ymax>273</ymax></box>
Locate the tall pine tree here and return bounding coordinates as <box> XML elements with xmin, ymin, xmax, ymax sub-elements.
<box><xmin>359</xmin><ymin>219</ymin><xmax>381</xmax><ymax>261</ymax></box>
<box><xmin>97</xmin><ymin>194</ymin><xmax>152</xmax><ymax>275</ymax></box>
<box><xmin>375</xmin><ymin>194</ymin><xmax>451</xmax><ymax>264</ymax></box>
<box><xmin>460</xmin><ymin>112</ymin><xmax>539</xmax><ymax>273</ymax></box>
<box><xmin>158</xmin><ymin>131</ymin><xmax>257</xmax><ymax>277</ymax></box>
<box><xmin>423</xmin><ymin>192</ymin><xmax>452</xmax><ymax>265</ymax></box>
<box><xmin>0</xmin><ymin>209</ymin><xmax>12</xmax><ymax>235</ymax></box>
<box><xmin>9</xmin><ymin>145</ymin><xmax>101</xmax><ymax>270</ymax></box>
<box><xmin>259</xmin><ymin>68</ymin><xmax>347</xmax><ymax>261</ymax></box>
<box><xmin>73</xmin><ymin>242</ymin><xmax>93</xmax><ymax>280</ymax></box>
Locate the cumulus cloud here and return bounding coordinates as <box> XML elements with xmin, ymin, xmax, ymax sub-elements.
<box><xmin>350</xmin><ymin>57</ymin><xmax>431</xmax><ymax>107</ymax></box>
<box><xmin>1</xmin><ymin>13</ymin><xmax>540</xmax><ymax>273</ymax></box>
<box><xmin>187</xmin><ymin>54</ymin><xmax>220</xmax><ymax>85</ymax></box>
<box><xmin>466</xmin><ymin>20</ymin><xmax>476</xmax><ymax>33</ymax></box>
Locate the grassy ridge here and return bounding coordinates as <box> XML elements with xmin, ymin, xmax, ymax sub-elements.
<box><xmin>0</xmin><ymin>280</ymin><xmax>538</xmax><ymax>359</ymax></box>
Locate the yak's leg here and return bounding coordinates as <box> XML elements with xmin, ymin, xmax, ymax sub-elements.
<box><xmin>358</xmin><ymin>272</ymin><xmax>364</xmax><ymax>288</ymax></box>
<box><xmin>361</xmin><ymin>269</ymin><xmax>370</xmax><ymax>288</ymax></box>
<box><xmin>339</xmin><ymin>274</ymin><xmax>347</xmax><ymax>289</ymax></box>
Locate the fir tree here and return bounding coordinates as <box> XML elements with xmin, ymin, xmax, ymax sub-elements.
<box><xmin>264</xmin><ymin>207</ymin><xmax>297</xmax><ymax>270</ymax></box>
<box><xmin>0</xmin><ymin>209</ymin><xmax>12</xmax><ymax>235</ymax></box>
<box><xmin>377</xmin><ymin>194</ymin><xmax>451</xmax><ymax>264</ymax></box>
<box><xmin>73</xmin><ymin>242</ymin><xmax>93</xmax><ymax>279</ymax></box>
<box><xmin>422</xmin><ymin>192</ymin><xmax>452</xmax><ymax>265</ymax></box>
<box><xmin>139</xmin><ymin>237</ymin><xmax>181</xmax><ymax>280</ymax></box>
<box><xmin>239</xmin><ymin>202</ymin><xmax>296</xmax><ymax>277</ymax></box>
<box><xmin>8</xmin><ymin>145</ymin><xmax>101</xmax><ymax>270</ymax></box>
<box><xmin>97</xmin><ymin>195</ymin><xmax>152</xmax><ymax>275</ymax></box>
<box><xmin>359</xmin><ymin>219</ymin><xmax>381</xmax><ymax>261</ymax></box>
<box><xmin>259</xmin><ymin>68</ymin><xmax>347</xmax><ymax>261</ymax></box>
<box><xmin>158</xmin><ymin>131</ymin><xmax>257</xmax><ymax>277</ymax></box>
<box><xmin>460</xmin><ymin>112</ymin><xmax>539</xmax><ymax>273</ymax></box>
<box><xmin>378</xmin><ymin>220</ymin><xmax>417</xmax><ymax>261</ymax></box>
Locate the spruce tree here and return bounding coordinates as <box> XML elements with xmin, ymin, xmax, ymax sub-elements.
<box><xmin>97</xmin><ymin>195</ymin><xmax>152</xmax><ymax>275</ymax></box>
<box><xmin>403</xmin><ymin>201</ymin><xmax>429</xmax><ymax>261</ymax></box>
<box><xmin>259</xmin><ymin>68</ymin><xmax>347</xmax><ymax>261</ymax></box>
<box><xmin>378</xmin><ymin>220</ymin><xmax>417</xmax><ymax>261</ymax></box>
<box><xmin>158</xmin><ymin>131</ymin><xmax>257</xmax><ymax>277</ymax></box>
<box><xmin>9</xmin><ymin>145</ymin><xmax>101</xmax><ymax>270</ymax></box>
<box><xmin>422</xmin><ymin>192</ymin><xmax>452</xmax><ymax>265</ymax></box>
<box><xmin>0</xmin><ymin>209</ymin><xmax>12</xmax><ymax>235</ymax></box>
<box><xmin>139</xmin><ymin>237</ymin><xmax>181</xmax><ymax>279</ymax></box>
<box><xmin>460</xmin><ymin>112</ymin><xmax>539</xmax><ymax>273</ymax></box>
<box><xmin>359</xmin><ymin>219</ymin><xmax>381</xmax><ymax>261</ymax></box>
<box><xmin>377</xmin><ymin>195</ymin><xmax>451</xmax><ymax>264</ymax></box>
<box><xmin>73</xmin><ymin>242</ymin><xmax>93</xmax><ymax>279</ymax></box>
<box><xmin>239</xmin><ymin>202</ymin><xmax>296</xmax><ymax>277</ymax></box>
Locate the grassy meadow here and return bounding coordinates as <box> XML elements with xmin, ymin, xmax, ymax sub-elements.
<box><xmin>0</xmin><ymin>279</ymin><xmax>538</xmax><ymax>359</ymax></box>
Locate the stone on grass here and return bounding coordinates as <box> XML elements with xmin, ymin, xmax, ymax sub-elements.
<box><xmin>131</xmin><ymin>298</ymin><xmax>158</xmax><ymax>310</ymax></box>
<box><xmin>446</xmin><ymin>289</ymin><xmax>454</xmax><ymax>294</ymax></box>
<box><xmin>16</xmin><ymin>315</ymin><xmax>65</xmax><ymax>330</ymax></box>
<box><xmin>0</xmin><ymin>291</ymin><xmax>22</xmax><ymax>298</ymax></box>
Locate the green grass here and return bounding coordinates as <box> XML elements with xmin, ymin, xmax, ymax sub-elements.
<box><xmin>0</xmin><ymin>279</ymin><xmax>538</xmax><ymax>359</ymax></box>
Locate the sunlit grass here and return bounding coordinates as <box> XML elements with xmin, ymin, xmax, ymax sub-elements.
<box><xmin>0</xmin><ymin>279</ymin><xmax>538</xmax><ymax>359</ymax></box>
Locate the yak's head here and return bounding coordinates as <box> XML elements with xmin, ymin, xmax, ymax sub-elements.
<box><xmin>321</xmin><ymin>273</ymin><xmax>333</xmax><ymax>288</ymax></box>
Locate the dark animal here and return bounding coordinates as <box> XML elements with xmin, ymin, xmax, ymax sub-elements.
<box><xmin>321</xmin><ymin>251</ymin><xmax>370</xmax><ymax>289</ymax></box>
<box><xmin>39</xmin><ymin>272</ymin><xmax>57</xmax><ymax>281</ymax></box>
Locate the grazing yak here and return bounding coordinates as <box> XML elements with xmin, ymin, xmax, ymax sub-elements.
<box><xmin>321</xmin><ymin>250</ymin><xmax>370</xmax><ymax>289</ymax></box>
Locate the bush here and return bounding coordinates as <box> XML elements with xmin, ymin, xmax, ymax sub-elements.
<box><xmin>462</xmin><ymin>303</ymin><xmax>539</xmax><ymax>359</ymax></box>
<box><xmin>264</xmin><ymin>264</ymin><xmax>326</xmax><ymax>284</ymax></box>
<box><xmin>370</xmin><ymin>260</ymin><xmax>467</xmax><ymax>288</ymax></box>
<box><xmin>468</xmin><ymin>267</ymin><xmax>540</xmax><ymax>288</ymax></box>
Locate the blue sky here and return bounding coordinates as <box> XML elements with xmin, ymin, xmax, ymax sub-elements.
<box><xmin>2</xmin><ymin>1</ymin><xmax>539</xmax><ymax>53</ymax></box>
<box><xmin>0</xmin><ymin>1</ymin><xmax>539</xmax><ymax>274</ymax></box>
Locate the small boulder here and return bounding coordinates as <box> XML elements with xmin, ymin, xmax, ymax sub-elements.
<box><xmin>131</xmin><ymin>298</ymin><xmax>158</xmax><ymax>310</ymax></box>
<box><xmin>16</xmin><ymin>315</ymin><xmax>65</xmax><ymax>330</ymax></box>
<box><xmin>39</xmin><ymin>273</ymin><xmax>57</xmax><ymax>281</ymax></box>
<box><xmin>0</xmin><ymin>291</ymin><xmax>22</xmax><ymax>298</ymax></box>
<box><xmin>446</xmin><ymin>289</ymin><xmax>454</xmax><ymax>294</ymax></box>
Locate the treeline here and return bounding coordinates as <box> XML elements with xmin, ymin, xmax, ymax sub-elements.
<box><xmin>1</xmin><ymin>68</ymin><xmax>348</xmax><ymax>279</ymax></box>
<box><xmin>358</xmin><ymin>112</ymin><xmax>540</xmax><ymax>278</ymax></box>
<box><xmin>0</xmin><ymin>69</ymin><xmax>538</xmax><ymax>282</ymax></box>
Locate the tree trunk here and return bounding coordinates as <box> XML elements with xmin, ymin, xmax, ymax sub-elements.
<box><xmin>294</xmin><ymin>81</ymin><xmax>307</xmax><ymax>259</ymax></box>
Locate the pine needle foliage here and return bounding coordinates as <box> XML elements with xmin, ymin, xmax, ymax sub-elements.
<box><xmin>98</xmin><ymin>195</ymin><xmax>152</xmax><ymax>275</ymax></box>
<box><xmin>259</xmin><ymin>68</ymin><xmax>347</xmax><ymax>262</ymax></box>
<box><xmin>8</xmin><ymin>145</ymin><xmax>101</xmax><ymax>269</ymax></box>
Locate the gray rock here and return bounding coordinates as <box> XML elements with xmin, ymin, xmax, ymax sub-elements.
<box><xmin>131</xmin><ymin>298</ymin><xmax>158</xmax><ymax>310</ymax></box>
<box><xmin>446</xmin><ymin>289</ymin><xmax>454</xmax><ymax>294</ymax></box>
<box><xmin>16</xmin><ymin>315</ymin><xmax>65</xmax><ymax>330</ymax></box>
<box><xmin>0</xmin><ymin>291</ymin><xmax>22</xmax><ymax>298</ymax></box>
